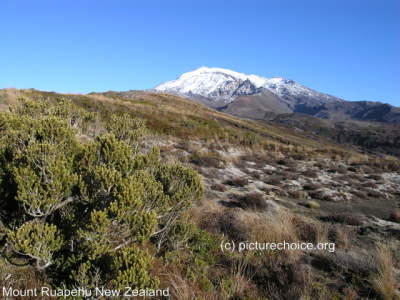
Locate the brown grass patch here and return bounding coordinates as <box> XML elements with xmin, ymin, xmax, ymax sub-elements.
<box><xmin>320</xmin><ymin>212</ymin><xmax>364</xmax><ymax>226</ymax></box>
<box><xmin>225</xmin><ymin>177</ymin><xmax>248</xmax><ymax>187</ymax></box>
<box><xmin>388</xmin><ymin>210</ymin><xmax>400</xmax><ymax>223</ymax></box>
<box><xmin>370</xmin><ymin>243</ymin><xmax>397</xmax><ymax>299</ymax></box>
<box><xmin>210</xmin><ymin>183</ymin><xmax>227</xmax><ymax>192</ymax></box>
<box><xmin>238</xmin><ymin>193</ymin><xmax>269</xmax><ymax>211</ymax></box>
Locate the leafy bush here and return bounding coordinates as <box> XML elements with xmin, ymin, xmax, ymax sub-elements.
<box><xmin>0</xmin><ymin>97</ymin><xmax>204</xmax><ymax>289</ymax></box>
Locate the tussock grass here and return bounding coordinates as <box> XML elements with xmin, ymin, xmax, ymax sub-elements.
<box><xmin>0</xmin><ymin>87</ymin><xmax>23</xmax><ymax>111</ymax></box>
<box><xmin>164</xmin><ymin>270</ymin><xmax>195</xmax><ymax>300</ymax></box>
<box><xmin>370</xmin><ymin>243</ymin><xmax>397</xmax><ymax>299</ymax></box>
<box><xmin>236</xmin><ymin>210</ymin><xmax>301</xmax><ymax>258</ymax></box>
<box><xmin>306</xmin><ymin>200</ymin><xmax>321</xmax><ymax>209</ymax></box>
<box><xmin>334</xmin><ymin>224</ymin><xmax>352</xmax><ymax>249</ymax></box>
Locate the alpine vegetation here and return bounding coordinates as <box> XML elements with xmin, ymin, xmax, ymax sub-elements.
<box><xmin>0</xmin><ymin>96</ymin><xmax>203</xmax><ymax>291</ymax></box>
<box><xmin>0</xmin><ymin>89</ymin><xmax>399</xmax><ymax>299</ymax></box>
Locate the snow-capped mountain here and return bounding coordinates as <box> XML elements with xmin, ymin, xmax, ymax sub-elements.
<box><xmin>153</xmin><ymin>66</ymin><xmax>341</xmax><ymax>107</ymax></box>
<box><xmin>150</xmin><ymin>67</ymin><xmax>400</xmax><ymax>122</ymax></box>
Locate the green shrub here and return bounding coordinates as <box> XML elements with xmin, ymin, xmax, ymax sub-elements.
<box><xmin>0</xmin><ymin>98</ymin><xmax>204</xmax><ymax>289</ymax></box>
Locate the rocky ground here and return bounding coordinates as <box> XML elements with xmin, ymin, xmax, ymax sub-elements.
<box><xmin>156</xmin><ymin>136</ymin><xmax>400</xmax><ymax>298</ymax></box>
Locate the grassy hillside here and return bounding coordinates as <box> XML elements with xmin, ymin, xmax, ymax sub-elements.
<box><xmin>0</xmin><ymin>88</ymin><xmax>399</xmax><ymax>299</ymax></box>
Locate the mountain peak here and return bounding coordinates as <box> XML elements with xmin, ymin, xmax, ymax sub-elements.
<box><xmin>154</xmin><ymin>67</ymin><xmax>341</xmax><ymax>105</ymax></box>
<box><xmin>154</xmin><ymin>67</ymin><xmax>270</xmax><ymax>102</ymax></box>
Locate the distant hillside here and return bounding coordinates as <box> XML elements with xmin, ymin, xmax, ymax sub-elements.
<box><xmin>148</xmin><ymin>67</ymin><xmax>400</xmax><ymax>156</ymax></box>
<box><xmin>260</xmin><ymin>112</ymin><xmax>400</xmax><ymax>157</ymax></box>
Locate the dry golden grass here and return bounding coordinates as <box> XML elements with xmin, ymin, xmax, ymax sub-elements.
<box><xmin>334</xmin><ymin>224</ymin><xmax>352</xmax><ymax>249</ymax></box>
<box><xmin>190</xmin><ymin>144</ymin><xmax>208</xmax><ymax>156</ymax></box>
<box><xmin>163</xmin><ymin>270</ymin><xmax>196</xmax><ymax>300</ymax></box>
<box><xmin>370</xmin><ymin>243</ymin><xmax>397</xmax><ymax>300</ymax></box>
<box><xmin>347</xmin><ymin>154</ymin><xmax>369</xmax><ymax>165</ymax></box>
<box><xmin>0</xmin><ymin>88</ymin><xmax>23</xmax><ymax>111</ymax></box>
<box><xmin>186</xmin><ymin>199</ymin><xmax>224</xmax><ymax>229</ymax></box>
<box><xmin>306</xmin><ymin>200</ymin><xmax>321</xmax><ymax>209</ymax></box>
<box><xmin>222</xmin><ymin>153</ymin><xmax>241</xmax><ymax>164</ymax></box>
<box><xmin>88</xmin><ymin>93</ymin><xmax>121</xmax><ymax>104</ymax></box>
<box><xmin>216</xmin><ymin>254</ymin><xmax>255</xmax><ymax>299</ymax></box>
<box><xmin>236</xmin><ymin>210</ymin><xmax>302</xmax><ymax>259</ymax></box>
<box><xmin>311</xmin><ymin>221</ymin><xmax>329</xmax><ymax>245</ymax></box>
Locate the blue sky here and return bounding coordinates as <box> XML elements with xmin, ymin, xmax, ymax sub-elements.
<box><xmin>1</xmin><ymin>0</ymin><xmax>399</xmax><ymax>106</ymax></box>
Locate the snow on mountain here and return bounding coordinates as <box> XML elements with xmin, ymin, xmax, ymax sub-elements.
<box><xmin>153</xmin><ymin>66</ymin><xmax>341</xmax><ymax>105</ymax></box>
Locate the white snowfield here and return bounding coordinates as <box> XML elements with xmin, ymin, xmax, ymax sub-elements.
<box><xmin>154</xmin><ymin>66</ymin><xmax>341</xmax><ymax>103</ymax></box>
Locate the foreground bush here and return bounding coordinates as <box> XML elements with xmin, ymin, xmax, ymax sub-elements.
<box><xmin>0</xmin><ymin>98</ymin><xmax>204</xmax><ymax>289</ymax></box>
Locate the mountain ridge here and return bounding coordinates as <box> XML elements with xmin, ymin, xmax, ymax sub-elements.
<box><xmin>152</xmin><ymin>66</ymin><xmax>400</xmax><ymax>123</ymax></box>
<box><xmin>153</xmin><ymin>66</ymin><xmax>342</xmax><ymax>108</ymax></box>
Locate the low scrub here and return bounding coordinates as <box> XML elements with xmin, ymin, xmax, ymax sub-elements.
<box><xmin>225</xmin><ymin>177</ymin><xmax>249</xmax><ymax>187</ymax></box>
<box><xmin>328</xmin><ymin>250</ymin><xmax>378</xmax><ymax>276</ymax></box>
<box><xmin>303</xmin><ymin>169</ymin><xmax>318</xmax><ymax>178</ymax></box>
<box><xmin>238</xmin><ymin>193</ymin><xmax>269</xmax><ymax>211</ymax></box>
<box><xmin>190</xmin><ymin>154</ymin><xmax>222</xmax><ymax>168</ymax></box>
<box><xmin>320</xmin><ymin>212</ymin><xmax>364</xmax><ymax>226</ymax></box>
<box><xmin>388</xmin><ymin>210</ymin><xmax>400</xmax><ymax>223</ymax></box>
<box><xmin>276</xmin><ymin>158</ymin><xmax>296</xmax><ymax>168</ymax></box>
<box><xmin>266</xmin><ymin>176</ymin><xmax>282</xmax><ymax>186</ymax></box>
<box><xmin>350</xmin><ymin>190</ymin><xmax>367</xmax><ymax>199</ymax></box>
<box><xmin>368</xmin><ymin>174</ymin><xmax>382</xmax><ymax>181</ymax></box>
<box><xmin>210</xmin><ymin>183</ymin><xmax>227</xmax><ymax>192</ymax></box>
<box><xmin>287</xmin><ymin>190</ymin><xmax>301</xmax><ymax>198</ymax></box>
<box><xmin>291</xmin><ymin>216</ymin><xmax>318</xmax><ymax>242</ymax></box>
<box><xmin>303</xmin><ymin>183</ymin><xmax>321</xmax><ymax>191</ymax></box>
<box><xmin>253</xmin><ymin>254</ymin><xmax>309</xmax><ymax>299</ymax></box>
<box><xmin>367</xmin><ymin>189</ymin><xmax>385</xmax><ymax>199</ymax></box>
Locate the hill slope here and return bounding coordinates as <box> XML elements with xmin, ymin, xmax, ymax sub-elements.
<box><xmin>0</xmin><ymin>88</ymin><xmax>399</xmax><ymax>299</ymax></box>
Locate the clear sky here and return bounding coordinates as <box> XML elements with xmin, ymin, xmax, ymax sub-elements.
<box><xmin>1</xmin><ymin>0</ymin><xmax>399</xmax><ymax>106</ymax></box>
